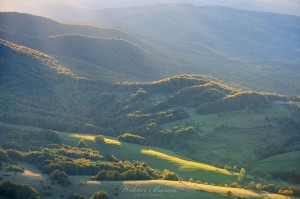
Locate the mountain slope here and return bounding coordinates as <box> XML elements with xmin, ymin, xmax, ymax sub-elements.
<box><xmin>69</xmin><ymin>5</ymin><xmax>300</xmax><ymax>94</ymax></box>
<box><xmin>92</xmin><ymin>5</ymin><xmax>300</xmax><ymax>61</ymax></box>
<box><xmin>0</xmin><ymin>12</ymin><xmax>131</xmax><ymax>40</ymax></box>
<box><xmin>0</xmin><ymin>39</ymin><xmax>78</xmax><ymax>88</ymax></box>
<box><xmin>0</xmin><ymin>12</ymin><xmax>164</xmax><ymax>81</ymax></box>
<box><xmin>17</xmin><ymin>35</ymin><xmax>158</xmax><ymax>80</ymax></box>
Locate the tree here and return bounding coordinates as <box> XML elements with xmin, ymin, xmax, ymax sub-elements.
<box><xmin>189</xmin><ymin>178</ymin><xmax>195</xmax><ymax>183</ymax></box>
<box><xmin>237</xmin><ymin>168</ymin><xmax>246</xmax><ymax>182</ymax></box>
<box><xmin>162</xmin><ymin>169</ymin><xmax>179</xmax><ymax>181</ymax></box>
<box><xmin>90</xmin><ymin>191</ymin><xmax>109</xmax><ymax>199</ymax></box>
<box><xmin>50</xmin><ymin>170</ymin><xmax>71</xmax><ymax>187</ymax></box>
<box><xmin>0</xmin><ymin>181</ymin><xmax>40</xmax><ymax>199</ymax></box>
<box><xmin>77</xmin><ymin>139</ymin><xmax>88</xmax><ymax>148</ymax></box>
<box><xmin>229</xmin><ymin>182</ymin><xmax>240</xmax><ymax>188</ymax></box>
<box><xmin>94</xmin><ymin>135</ymin><xmax>105</xmax><ymax>144</ymax></box>
<box><xmin>226</xmin><ymin>191</ymin><xmax>233</xmax><ymax>198</ymax></box>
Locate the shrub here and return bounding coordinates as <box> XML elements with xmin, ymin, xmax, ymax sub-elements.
<box><xmin>0</xmin><ymin>181</ymin><xmax>40</xmax><ymax>199</ymax></box>
<box><xmin>50</xmin><ymin>170</ymin><xmax>71</xmax><ymax>187</ymax></box>
<box><xmin>189</xmin><ymin>178</ymin><xmax>195</xmax><ymax>183</ymax></box>
<box><xmin>94</xmin><ymin>135</ymin><xmax>105</xmax><ymax>144</ymax></box>
<box><xmin>93</xmin><ymin>170</ymin><xmax>121</xmax><ymax>181</ymax></box>
<box><xmin>117</xmin><ymin>133</ymin><xmax>145</xmax><ymax>145</ymax></box>
<box><xmin>263</xmin><ymin>184</ymin><xmax>277</xmax><ymax>193</ymax></box>
<box><xmin>229</xmin><ymin>182</ymin><xmax>241</xmax><ymax>188</ymax></box>
<box><xmin>90</xmin><ymin>191</ymin><xmax>109</xmax><ymax>199</ymax></box>
<box><xmin>77</xmin><ymin>139</ymin><xmax>88</xmax><ymax>148</ymax></box>
<box><xmin>278</xmin><ymin>188</ymin><xmax>294</xmax><ymax>196</ymax></box>
<box><xmin>227</xmin><ymin>191</ymin><xmax>233</xmax><ymax>198</ymax></box>
<box><xmin>237</xmin><ymin>168</ymin><xmax>246</xmax><ymax>182</ymax></box>
<box><xmin>162</xmin><ymin>169</ymin><xmax>179</xmax><ymax>181</ymax></box>
<box><xmin>255</xmin><ymin>183</ymin><xmax>262</xmax><ymax>190</ymax></box>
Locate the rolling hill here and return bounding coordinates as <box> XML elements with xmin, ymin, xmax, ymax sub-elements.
<box><xmin>1</xmin><ymin>4</ymin><xmax>300</xmax><ymax>199</ymax></box>
<box><xmin>67</xmin><ymin>5</ymin><xmax>300</xmax><ymax>94</ymax></box>
<box><xmin>0</xmin><ymin>12</ymin><xmax>165</xmax><ymax>81</ymax></box>
<box><xmin>1</xmin><ymin>41</ymin><xmax>298</xmax><ymax>171</ymax></box>
<box><xmin>1</xmin><ymin>10</ymin><xmax>300</xmax><ymax>94</ymax></box>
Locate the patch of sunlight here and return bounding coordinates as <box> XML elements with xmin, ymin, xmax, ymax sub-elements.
<box><xmin>141</xmin><ymin>150</ymin><xmax>233</xmax><ymax>175</ymax></box>
<box><xmin>69</xmin><ymin>134</ymin><xmax>121</xmax><ymax>145</ymax></box>
<box><xmin>22</xmin><ymin>170</ymin><xmax>42</xmax><ymax>178</ymax></box>
<box><xmin>86</xmin><ymin>181</ymin><xmax>101</xmax><ymax>185</ymax></box>
<box><xmin>70</xmin><ymin>134</ymin><xmax>94</xmax><ymax>141</ymax></box>
<box><xmin>104</xmin><ymin>138</ymin><xmax>121</xmax><ymax>145</ymax></box>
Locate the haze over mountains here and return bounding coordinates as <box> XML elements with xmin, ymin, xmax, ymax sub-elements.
<box><xmin>1</xmin><ymin>2</ymin><xmax>300</xmax><ymax>199</ymax></box>
<box><xmin>0</xmin><ymin>12</ymin><xmax>164</xmax><ymax>81</ymax></box>
<box><xmin>1</xmin><ymin>6</ymin><xmax>299</xmax><ymax>94</ymax></box>
<box><xmin>1</xmin><ymin>0</ymin><xmax>300</xmax><ymax>16</ymax></box>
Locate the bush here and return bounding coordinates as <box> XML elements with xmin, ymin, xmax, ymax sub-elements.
<box><xmin>278</xmin><ymin>188</ymin><xmax>294</xmax><ymax>196</ymax></box>
<box><xmin>93</xmin><ymin>168</ymin><xmax>153</xmax><ymax>181</ymax></box>
<box><xmin>227</xmin><ymin>191</ymin><xmax>233</xmax><ymax>198</ymax></box>
<box><xmin>162</xmin><ymin>169</ymin><xmax>179</xmax><ymax>181</ymax></box>
<box><xmin>189</xmin><ymin>178</ymin><xmax>195</xmax><ymax>183</ymax></box>
<box><xmin>93</xmin><ymin>170</ymin><xmax>121</xmax><ymax>181</ymax></box>
<box><xmin>94</xmin><ymin>135</ymin><xmax>105</xmax><ymax>144</ymax></box>
<box><xmin>237</xmin><ymin>168</ymin><xmax>246</xmax><ymax>182</ymax></box>
<box><xmin>229</xmin><ymin>182</ymin><xmax>241</xmax><ymax>188</ymax></box>
<box><xmin>263</xmin><ymin>184</ymin><xmax>278</xmax><ymax>193</ymax></box>
<box><xmin>117</xmin><ymin>133</ymin><xmax>145</xmax><ymax>145</ymax></box>
<box><xmin>50</xmin><ymin>170</ymin><xmax>71</xmax><ymax>187</ymax></box>
<box><xmin>77</xmin><ymin>139</ymin><xmax>88</xmax><ymax>148</ymax></box>
<box><xmin>255</xmin><ymin>183</ymin><xmax>262</xmax><ymax>190</ymax></box>
<box><xmin>90</xmin><ymin>191</ymin><xmax>109</xmax><ymax>199</ymax></box>
<box><xmin>0</xmin><ymin>181</ymin><xmax>40</xmax><ymax>199</ymax></box>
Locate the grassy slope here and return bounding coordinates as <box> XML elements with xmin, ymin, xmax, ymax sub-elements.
<box><xmin>1</xmin><ymin>162</ymin><xmax>293</xmax><ymax>199</ymax></box>
<box><xmin>160</xmin><ymin>104</ymin><xmax>294</xmax><ymax>164</ymax></box>
<box><xmin>58</xmin><ymin>132</ymin><xmax>236</xmax><ymax>184</ymax></box>
<box><xmin>253</xmin><ymin>151</ymin><xmax>300</xmax><ymax>174</ymax></box>
<box><xmin>92</xmin><ymin>5</ymin><xmax>300</xmax><ymax>94</ymax></box>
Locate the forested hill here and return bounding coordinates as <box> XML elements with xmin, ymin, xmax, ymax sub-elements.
<box><xmin>78</xmin><ymin>5</ymin><xmax>300</xmax><ymax>94</ymax></box>
<box><xmin>0</xmin><ymin>12</ymin><xmax>131</xmax><ymax>39</ymax></box>
<box><xmin>0</xmin><ymin>39</ymin><xmax>79</xmax><ymax>87</ymax></box>
<box><xmin>0</xmin><ymin>12</ymin><xmax>163</xmax><ymax>82</ymax></box>
<box><xmin>0</xmin><ymin>41</ymin><xmax>295</xmax><ymax>135</ymax></box>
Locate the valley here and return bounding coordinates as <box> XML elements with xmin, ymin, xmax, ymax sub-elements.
<box><xmin>0</xmin><ymin>2</ymin><xmax>300</xmax><ymax>199</ymax></box>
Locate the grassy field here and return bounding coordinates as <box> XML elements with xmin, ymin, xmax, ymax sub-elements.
<box><xmin>253</xmin><ymin>151</ymin><xmax>300</xmax><ymax>174</ymax></box>
<box><xmin>162</xmin><ymin>104</ymin><xmax>291</xmax><ymax>132</ymax></box>
<box><xmin>1</xmin><ymin>162</ymin><xmax>293</xmax><ymax>199</ymax></box>
<box><xmin>160</xmin><ymin>104</ymin><xmax>294</xmax><ymax>166</ymax></box>
<box><xmin>59</xmin><ymin>132</ymin><xmax>236</xmax><ymax>184</ymax></box>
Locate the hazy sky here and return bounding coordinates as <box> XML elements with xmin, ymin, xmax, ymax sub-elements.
<box><xmin>0</xmin><ymin>0</ymin><xmax>299</xmax><ymax>16</ymax></box>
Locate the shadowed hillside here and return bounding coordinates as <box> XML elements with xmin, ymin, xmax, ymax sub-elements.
<box><xmin>0</xmin><ymin>12</ymin><xmax>164</xmax><ymax>81</ymax></box>
<box><xmin>68</xmin><ymin>5</ymin><xmax>300</xmax><ymax>94</ymax></box>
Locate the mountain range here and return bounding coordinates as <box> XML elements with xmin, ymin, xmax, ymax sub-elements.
<box><xmin>1</xmin><ymin>5</ymin><xmax>300</xmax><ymax>198</ymax></box>
<box><xmin>1</xmin><ymin>9</ymin><xmax>300</xmax><ymax>94</ymax></box>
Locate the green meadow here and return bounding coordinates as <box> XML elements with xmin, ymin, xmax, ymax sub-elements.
<box><xmin>58</xmin><ymin>132</ymin><xmax>236</xmax><ymax>184</ymax></box>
